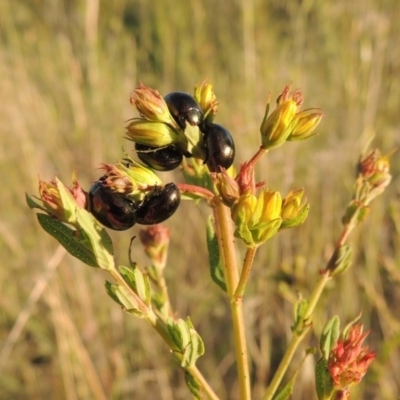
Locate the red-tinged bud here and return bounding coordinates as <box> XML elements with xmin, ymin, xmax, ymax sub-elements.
<box><xmin>328</xmin><ymin>324</ymin><xmax>376</xmax><ymax>389</ymax></box>
<box><xmin>98</xmin><ymin>164</ymin><xmax>135</xmax><ymax>195</ymax></box>
<box><xmin>130</xmin><ymin>83</ymin><xmax>180</xmax><ymax>130</ymax></box>
<box><xmin>356</xmin><ymin>148</ymin><xmax>393</xmax><ymax>204</ymax></box>
<box><xmin>139</xmin><ymin>224</ymin><xmax>171</xmax><ymax>269</ymax></box>
<box><xmin>97</xmin><ymin>159</ymin><xmax>163</xmax><ymax>203</ymax></box>
<box><xmin>236</xmin><ymin>161</ymin><xmax>257</xmax><ymax>195</ymax></box>
<box><xmin>38</xmin><ymin>175</ymin><xmax>86</xmax><ymax>225</ymax></box>
<box><xmin>260</xmin><ymin>85</ymin><xmax>322</xmax><ymax>150</ymax></box>
<box><xmin>214</xmin><ymin>168</ymin><xmax>240</xmax><ymax>206</ymax></box>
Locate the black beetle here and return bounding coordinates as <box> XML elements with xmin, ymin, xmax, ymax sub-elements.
<box><xmin>164</xmin><ymin>92</ymin><xmax>203</xmax><ymax>130</ymax></box>
<box><xmin>135</xmin><ymin>183</ymin><xmax>181</xmax><ymax>225</ymax></box>
<box><xmin>88</xmin><ymin>181</ymin><xmax>137</xmax><ymax>230</ymax></box>
<box><xmin>135</xmin><ymin>143</ymin><xmax>183</xmax><ymax>171</ymax></box>
<box><xmin>202</xmin><ymin>123</ymin><xmax>235</xmax><ymax>172</ymax></box>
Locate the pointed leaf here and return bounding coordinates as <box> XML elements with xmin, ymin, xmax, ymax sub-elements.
<box><xmin>292</xmin><ymin>296</ymin><xmax>309</xmax><ymax>333</ymax></box>
<box><xmin>184</xmin><ymin>371</ymin><xmax>203</xmax><ymax>400</ymax></box>
<box><xmin>113</xmin><ymin>284</ymin><xmax>149</xmax><ymax>318</ymax></box>
<box><xmin>37</xmin><ymin>213</ymin><xmax>99</xmax><ymax>267</ymax></box>
<box><xmin>320</xmin><ymin>316</ymin><xmax>340</xmax><ymax>360</ymax></box>
<box><xmin>119</xmin><ymin>265</ymin><xmax>151</xmax><ymax>306</ymax></box>
<box><xmin>55</xmin><ymin>177</ymin><xmax>78</xmax><ymax>223</ymax></box>
<box><xmin>26</xmin><ymin>193</ymin><xmax>46</xmax><ymax>212</ymax></box>
<box><xmin>105</xmin><ymin>281</ymin><xmax>123</xmax><ymax>306</ymax></box>
<box><xmin>329</xmin><ymin>244</ymin><xmax>352</xmax><ymax>277</ymax></box>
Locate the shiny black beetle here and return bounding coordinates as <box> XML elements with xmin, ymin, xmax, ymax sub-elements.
<box><xmin>135</xmin><ymin>143</ymin><xmax>183</xmax><ymax>171</ymax></box>
<box><xmin>164</xmin><ymin>92</ymin><xmax>204</xmax><ymax>129</ymax></box>
<box><xmin>202</xmin><ymin>123</ymin><xmax>235</xmax><ymax>172</ymax></box>
<box><xmin>88</xmin><ymin>181</ymin><xmax>137</xmax><ymax>231</ymax></box>
<box><xmin>135</xmin><ymin>183</ymin><xmax>181</xmax><ymax>225</ymax></box>
<box><xmin>88</xmin><ymin>181</ymin><xmax>181</xmax><ymax>230</ymax></box>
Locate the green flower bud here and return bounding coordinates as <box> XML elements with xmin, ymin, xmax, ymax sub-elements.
<box><xmin>126</xmin><ymin>119</ymin><xmax>182</xmax><ymax>147</ymax></box>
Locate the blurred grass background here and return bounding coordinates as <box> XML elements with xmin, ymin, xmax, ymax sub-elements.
<box><xmin>0</xmin><ymin>0</ymin><xmax>399</xmax><ymax>399</ymax></box>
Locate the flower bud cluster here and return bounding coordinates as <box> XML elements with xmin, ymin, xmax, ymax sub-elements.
<box><xmin>260</xmin><ymin>85</ymin><xmax>323</xmax><ymax>150</ymax></box>
<box><xmin>33</xmin><ymin>159</ymin><xmax>181</xmax><ymax>232</ymax></box>
<box><xmin>127</xmin><ymin>82</ymin><xmax>235</xmax><ymax>173</ymax></box>
<box><xmin>328</xmin><ymin>324</ymin><xmax>375</xmax><ymax>390</ymax></box>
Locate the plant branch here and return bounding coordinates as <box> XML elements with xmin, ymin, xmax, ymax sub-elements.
<box><xmin>262</xmin><ymin>212</ymin><xmax>360</xmax><ymax>399</ymax></box>
<box><xmin>214</xmin><ymin>200</ymin><xmax>251</xmax><ymax>400</ymax></box>
<box><xmin>262</xmin><ymin>324</ymin><xmax>311</xmax><ymax>400</ymax></box>
<box><xmin>234</xmin><ymin>246</ymin><xmax>258</xmax><ymax>301</ymax></box>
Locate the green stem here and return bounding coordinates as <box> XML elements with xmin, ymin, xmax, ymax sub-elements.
<box><xmin>234</xmin><ymin>246</ymin><xmax>258</xmax><ymax>301</ymax></box>
<box><xmin>262</xmin><ymin>325</ymin><xmax>311</xmax><ymax>400</ymax></box>
<box><xmin>109</xmin><ymin>267</ymin><xmax>220</xmax><ymax>399</ymax></box>
<box><xmin>187</xmin><ymin>365</ymin><xmax>221</xmax><ymax>400</ymax></box>
<box><xmin>262</xmin><ymin>216</ymin><xmax>359</xmax><ymax>399</ymax></box>
<box><xmin>153</xmin><ymin>267</ymin><xmax>173</xmax><ymax>318</ymax></box>
<box><xmin>214</xmin><ymin>201</ymin><xmax>251</xmax><ymax>400</ymax></box>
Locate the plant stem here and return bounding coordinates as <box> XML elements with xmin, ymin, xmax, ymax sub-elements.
<box><xmin>234</xmin><ymin>246</ymin><xmax>258</xmax><ymax>301</ymax></box>
<box><xmin>262</xmin><ymin>323</ymin><xmax>311</xmax><ymax>400</ymax></box>
<box><xmin>214</xmin><ymin>200</ymin><xmax>251</xmax><ymax>400</ymax></box>
<box><xmin>109</xmin><ymin>267</ymin><xmax>221</xmax><ymax>399</ymax></box>
<box><xmin>187</xmin><ymin>365</ymin><xmax>221</xmax><ymax>400</ymax></box>
<box><xmin>262</xmin><ymin>217</ymin><xmax>359</xmax><ymax>399</ymax></box>
<box><xmin>248</xmin><ymin>147</ymin><xmax>268</xmax><ymax>167</ymax></box>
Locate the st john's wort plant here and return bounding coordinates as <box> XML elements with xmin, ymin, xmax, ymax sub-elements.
<box><xmin>27</xmin><ymin>81</ymin><xmax>391</xmax><ymax>400</ymax></box>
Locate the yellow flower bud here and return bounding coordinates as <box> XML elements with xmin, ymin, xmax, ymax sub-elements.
<box><xmin>232</xmin><ymin>190</ymin><xmax>283</xmax><ymax>246</ymax></box>
<box><xmin>260</xmin><ymin>99</ymin><xmax>298</xmax><ymax>150</ymax></box>
<box><xmin>231</xmin><ymin>193</ymin><xmax>257</xmax><ymax>228</ymax></box>
<box><xmin>194</xmin><ymin>80</ymin><xmax>218</xmax><ymax>122</ymax></box>
<box><xmin>287</xmin><ymin>109</ymin><xmax>324</xmax><ymax>141</ymax></box>
<box><xmin>280</xmin><ymin>189</ymin><xmax>309</xmax><ymax>230</ymax></box>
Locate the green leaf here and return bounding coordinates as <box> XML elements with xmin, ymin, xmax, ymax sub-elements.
<box><xmin>273</xmin><ymin>379</ymin><xmax>294</xmax><ymax>400</ymax></box>
<box><xmin>105</xmin><ymin>281</ymin><xmax>123</xmax><ymax>306</ymax></box>
<box><xmin>184</xmin><ymin>317</ymin><xmax>205</xmax><ymax>367</ymax></box>
<box><xmin>329</xmin><ymin>244</ymin><xmax>352</xmax><ymax>277</ymax></box>
<box><xmin>315</xmin><ymin>358</ymin><xmax>334</xmax><ymax>400</ymax></box>
<box><xmin>320</xmin><ymin>316</ymin><xmax>340</xmax><ymax>360</ymax></box>
<box><xmin>206</xmin><ymin>216</ymin><xmax>227</xmax><ymax>292</ymax></box>
<box><xmin>342</xmin><ymin>312</ymin><xmax>362</xmax><ymax>339</ymax></box>
<box><xmin>292</xmin><ymin>296</ymin><xmax>309</xmax><ymax>333</ymax></box>
<box><xmin>184</xmin><ymin>371</ymin><xmax>203</xmax><ymax>400</ymax></box>
<box><xmin>167</xmin><ymin>317</ymin><xmax>205</xmax><ymax>368</ymax></box>
<box><xmin>119</xmin><ymin>265</ymin><xmax>151</xmax><ymax>306</ymax></box>
<box><xmin>75</xmin><ymin>207</ymin><xmax>114</xmax><ymax>270</ymax></box>
<box><xmin>113</xmin><ymin>285</ymin><xmax>148</xmax><ymax>318</ymax></box>
<box><xmin>37</xmin><ymin>213</ymin><xmax>99</xmax><ymax>267</ymax></box>
<box><xmin>26</xmin><ymin>193</ymin><xmax>46</xmax><ymax>212</ymax></box>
